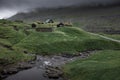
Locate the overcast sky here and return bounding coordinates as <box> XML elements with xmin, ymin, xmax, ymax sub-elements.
<box><xmin>0</xmin><ymin>0</ymin><xmax>120</xmax><ymax>19</ymax></box>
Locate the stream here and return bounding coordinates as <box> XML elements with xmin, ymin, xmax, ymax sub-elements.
<box><xmin>3</xmin><ymin>51</ymin><xmax>94</xmax><ymax>80</ymax></box>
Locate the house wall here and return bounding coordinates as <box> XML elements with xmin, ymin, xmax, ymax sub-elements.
<box><xmin>36</xmin><ymin>28</ymin><xmax>53</xmax><ymax>32</ymax></box>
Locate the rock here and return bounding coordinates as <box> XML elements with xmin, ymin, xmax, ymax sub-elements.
<box><xmin>18</xmin><ymin>63</ymin><xmax>33</xmax><ymax>70</ymax></box>
<box><xmin>45</xmin><ymin>66</ymin><xmax>63</xmax><ymax>79</ymax></box>
<box><xmin>0</xmin><ymin>74</ymin><xmax>8</xmax><ymax>79</ymax></box>
<box><xmin>0</xmin><ymin>62</ymin><xmax>34</xmax><ymax>80</ymax></box>
<box><xmin>0</xmin><ymin>59</ymin><xmax>12</xmax><ymax>66</ymax></box>
<box><xmin>44</xmin><ymin>61</ymin><xmax>52</xmax><ymax>66</ymax></box>
<box><xmin>1</xmin><ymin>68</ymin><xmax>18</xmax><ymax>75</ymax></box>
<box><xmin>29</xmin><ymin>61</ymin><xmax>35</xmax><ymax>64</ymax></box>
<box><xmin>7</xmin><ymin>68</ymin><xmax>18</xmax><ymax>74</ymax></box>
<box><xmin>47</xmin><ymin>73</ymin><xmax>60</xmax><ymax>79</ymax></box>
<box><xmin>62</xmin><ymin>54</ymin><xmax>74</xmax><ymax>58</ymax></box>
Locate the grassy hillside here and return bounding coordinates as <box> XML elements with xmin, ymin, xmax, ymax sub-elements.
<box><xmin>0</xmin><ymin>19</ymin><xmax>120</xmax><ymax>80</ymax></box>
<box><xmin>63</xmin><ymin>50</ymin><xmax>120</xmax><ymax>80</ymax></box>
<box><xmin>15</xmin><ymin>27</ymin><xmax>120</xmax><ymax>55</ymax></box>
<box><xmin>0</xmin><ymin>19</ymin><xmax>120</xmax><ymax>56</ymax></box>
<box><xmin>0</xmin><ymin>20</ymin><xmax>34</xmax><ymax>72</ymax></box>
<box><xmin>0</xmin><ymin>45</ymin><xmax>32</xmax><ymax>64</ymax></box>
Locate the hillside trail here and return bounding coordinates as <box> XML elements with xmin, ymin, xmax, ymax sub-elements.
<box><xmin>90</xmin><ymin>33</ymin><xmax>120</xmax><ymax>43</ymax></box>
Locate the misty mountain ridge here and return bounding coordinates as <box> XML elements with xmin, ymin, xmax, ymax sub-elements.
<box><xmin>9</xmin><ymin>5</ymin><xmax>120</xmax><ymax>22</ymax></box>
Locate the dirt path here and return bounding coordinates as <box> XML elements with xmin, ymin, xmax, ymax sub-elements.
<box><xmin>4</xmin><ymin>51</ymin><xmax>95</xmax><ymax>80</ymax></box>
<box><xmin>90</xmin><ymin>33</ymin><xmax>120</xmax><ymax>43</ymax></box>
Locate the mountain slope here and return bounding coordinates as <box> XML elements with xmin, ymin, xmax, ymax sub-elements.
<box><xmin>9</xmin><ymin>6</ymin><xmax>120</xmax><ymax>21</ymax></box>
<box><xmin>14</xmin><ymin>27</ymin><xmax>120</xmax><ymax>55</ymax></box>
<box><xmin>9</xmin><ymin>6</ymin><xmax>120</xmax><ymax>34</ymax></box>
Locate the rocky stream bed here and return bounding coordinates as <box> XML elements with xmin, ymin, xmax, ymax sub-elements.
<box><xmin>0</xmin><ymin>50</ymin><xmax>96</xmax><ymax>80</ymax></box>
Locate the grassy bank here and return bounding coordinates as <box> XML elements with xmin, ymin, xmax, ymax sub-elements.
<box><xmin>63</xmin><ymin>50</ymin><xmax>120</xmax><ymax>80</ymax></box>
<box><xmin>0</xmin><ymin>20</ymin><xmax>34</xmax><ymax>73</ymax></box>
<box><xmin>0</xmin><ymin>46</ymin><xmax>34</xmax><ymax>63</ymax></box>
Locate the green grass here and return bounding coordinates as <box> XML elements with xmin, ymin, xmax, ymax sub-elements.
<box><xmin>0</xmin><ymin>20</ymin><xmax>34</xmax><ymax>71</ymax></box>
<box><xmin>0</xmin><ymin>46</ymin><xmax>33</xmax><ymax>64</ymax></box>
<box><xmin>0</xmin><ymin>19</ymin><xmax>120</xmax><ymax>66</ymax></box>
<box><xmin>101</xmin><ymin>34</ymin><xmax>120</xmax><ymax>40</ymax></box>
<box><xmin>0</xmin><ymin>26</ymin><xmax>26</xmax><ymax>45</ymax></box>
<box><xmin>15</xmin><ymin>27</ymin><xmax>120</xmax><ymax>55</ymax></box>
<box><xmin>63</xmin><ymin>50</ymin><xmax>120</xmax><ymax>80</ymax></box>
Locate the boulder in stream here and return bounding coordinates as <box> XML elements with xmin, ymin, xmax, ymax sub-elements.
<box><xmin>44</xmin><ymin>65</ymin><xmax>63</xmax><ymax>79</ymax></box>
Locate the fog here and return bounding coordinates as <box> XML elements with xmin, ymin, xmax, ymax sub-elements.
<box><xmin>0</xmin><ymin>0</ymin><xmax>120</xmax><ymax>19</ymax></box>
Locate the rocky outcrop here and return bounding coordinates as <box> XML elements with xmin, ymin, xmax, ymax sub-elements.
<box><xmin>17</xmin><ymin>63</ymin><xmax>33</xmax><ymax>69</ymax></box>
<box><xmin>44</xmin><ymin>65</ymin><xmax>63</xmax><ymax>79</ymax></box>
<box><xmin>0</xmin><ymin>62</ymin><xmax>34</xmax><ymax>79</ymax></box>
